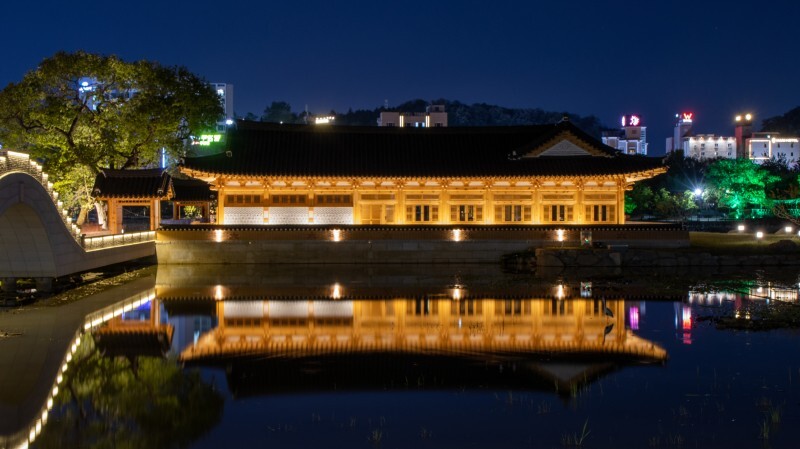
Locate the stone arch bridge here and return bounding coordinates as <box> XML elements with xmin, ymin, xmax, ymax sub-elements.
<box><xmin>0</xmin><ymin>150</ymin><xmax>155</xmax><ymax>293</ymax></box>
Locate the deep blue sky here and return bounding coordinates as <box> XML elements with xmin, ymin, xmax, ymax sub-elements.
<box><xmin>3</xmin><ymin>0</ymin><xmax>799</xmax><ymax>155</ymax></box>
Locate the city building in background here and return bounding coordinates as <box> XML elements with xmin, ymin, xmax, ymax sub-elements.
<box><xmin>746</xmin><ymin>132</ymin><xmax>799</xmax><ymax>165</ymax></box>
<box><xmin>211</xmin><ymin>82</ymin><xmax>234</xmax><ymax>132</ymax></box>
<box><xmin>601</xmin><ymin>115</ymin><xmax>648</xmax><ymax>155</ymax></box>
<box><xmin>378</xmin><ymin>104</ymin><xmax>448</xmax><ymax>127</ymax></box>
<box><xmin>665</xmin><ymin>113</ymin><xmax>694</xmax><ymax>153</ymax></box>
<box><xmin>682</xmin><ymin>135</ymin><xmax>737</xmax><ymax>160</ymax></box>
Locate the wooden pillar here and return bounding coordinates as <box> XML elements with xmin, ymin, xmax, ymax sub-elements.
<box><xmin>485</xmin><ymin>183</ymin><xmax>494</xmax><ymax>224</ymax></box>
<box><xmin>617</xmin><ymin>181</ymin><xmax>626</xmax><ymax>224</ymax></box>
<box><xmin>217</xmin><ymin>188</ymin><xmax>225</xmax><ymax>224</ymax></box>
<box><xmin>396</xmin><ymin>185</ymin><xmax>405</xmax><ymax>224</ymax></box>
<box><xmin>576</xmin><ymin>181</ymin><xmax>585</xmax><ymax>224</ymax></box>
<box><xmin>440</xmin><ymin>181</ymin><xmax>450</xmax><ymax>224</ymax></box>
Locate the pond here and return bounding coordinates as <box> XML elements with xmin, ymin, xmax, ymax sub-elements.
<box><xmin>8</xmin><ymin>265</ymin><xmax>800</xmax><ymax>449</ymax></box>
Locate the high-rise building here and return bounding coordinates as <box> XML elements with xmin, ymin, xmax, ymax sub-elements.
<box><xmin>734</xmin><ymin>113</ymin><xmax>754</xmax><ymax>158</ymax></box>
<box><xmin>665</xmin><ymin>112</ymin><xmax>694</xmax><ymax>153</ymax></box>
<box><xmin>211</xmin><ymin>82</ymin><xmax>234</xmax><ymax>132</ymax></box>
<box><xmin>602</xmin><ymin>115</ymin><xmax>648</xmax><ymax>155</ymax></box>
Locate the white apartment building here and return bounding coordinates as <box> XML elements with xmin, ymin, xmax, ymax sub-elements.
<box><xmin>682</xmin><ymin>135</ymin><xmax>737</xmax><ymax>160</ymax></box>
<box><xmin>747</xmin><ymin>132</ymin><xmax>800</xmax><ymax>165</ymax></box>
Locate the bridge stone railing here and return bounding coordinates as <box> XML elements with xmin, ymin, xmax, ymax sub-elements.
<box><xmin>81</xmin><ymin>230</ymin><xmax>156</xmax><ymax>251</ymax></box>
<box><xmin>0</xmin><ymin>150</ymin><xmax>83</xmax><ymax>244</ymax></box>
<box><xmin>1</xmin><ymin>150</ymin><xmax>157</xmax><ymax>251</ymax></box>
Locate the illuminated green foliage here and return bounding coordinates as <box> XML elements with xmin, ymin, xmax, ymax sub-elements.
<box><xmin>705</xmin><ymin>159</ymin><xmax>780</xmax><ymax>218</ymax></box>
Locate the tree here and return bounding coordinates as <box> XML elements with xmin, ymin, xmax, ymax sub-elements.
<box><xmin>705</xmin><ymin>159</ymin><xmax>780</xmax><ymax>219</ymax></box>
<box><xmin>625</xmin><ymin>184</ymin><xmax>654</xmax><ymax>217</ymax></box>
<box><xmin>261</xmin><ymin>101</ymin><xmax>298</xmax><ymax>123</ymax></box>
<box><xmin>0</xmin><ymin>51</ymin><xmax>223</xmax><ymax>223</ymax></box>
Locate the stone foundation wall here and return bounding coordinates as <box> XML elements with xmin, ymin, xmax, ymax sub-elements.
<box><xmin>156</xmin><ymin>226</ymin><xmax>689</xmax><ymax>264</ymax></box>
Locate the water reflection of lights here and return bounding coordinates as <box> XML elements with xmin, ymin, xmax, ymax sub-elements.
<box><xmin>675</xmin><ymin>304</ymin><xmax>693</xmax><ymax>345</ymax></box>
<box><xmin>688</xmin><ymin>290</ymin><xmax>739</xmax><ymax>305</ymax></box>
<box><xmin>214</xmin><ymin>285</ymin><xmax>224</xmax><ymax>300</ymax></box>
<box><xmin>14</xmin><ymin>290</ymin><xmax>157</xmax><ymax>449</ymax></box>
<box><xmin>556</xmin><ymin>284</ymin><xmax>565</xmax><ymax>300</ymax></box>
<box><xmin>629</xmin><ymin>306</ymin><xmax>640</xmax><ymax>330</ymax></box>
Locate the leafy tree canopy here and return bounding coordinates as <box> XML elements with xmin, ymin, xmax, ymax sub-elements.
<box><xmin>0</xmin><ymin>51</ymin><xmax>223</xmax><ymax>177</ymax></box>
<box><xmin>705</xmin><ymin>159</ymin><xmax>781</xmax><ymax>218</ymax></box>
<box><xmin>761</xmin><ymin>106</ymin><xmax>800</xmax><ymax>136</ymax></box>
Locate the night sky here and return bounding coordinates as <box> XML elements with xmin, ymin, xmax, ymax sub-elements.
<box><xmin>4</xmin><ymin>0</ymin><xmax>799</xmax><ymax>155</ymax></box>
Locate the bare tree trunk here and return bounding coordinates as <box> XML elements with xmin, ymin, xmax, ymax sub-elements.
<box><xmin>95</xmin><ymin>201</ymin><xmax>108</xmax><ymax>229</ymax></box>
<box><xmin>76</xmin><ymin>206</ymin><xmax>89</xmax><ymax>226</ymax></box>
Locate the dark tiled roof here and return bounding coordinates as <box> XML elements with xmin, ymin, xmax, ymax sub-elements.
<box><xmin>181</xmin><ymin>120</ymin><xmax>665</xmax><ymax>178</ymax></box>
<box><xmin>172</xmin><ymin>178</ymin><xmax>214</xmax><ymax>202</ymax></box>
<box><xmin>92</xmin><ymin>169</ymin><xmax>171</xmax><ymax>199</ymax></box>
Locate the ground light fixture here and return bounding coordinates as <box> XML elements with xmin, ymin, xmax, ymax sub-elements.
<box><xmin>756</xmin><ymin>231</ymin><xmax>764</xmax><ymax>240</ymax></box>
<box><xmin>737</xmin><ymin>224</ymin><xmax>745</xmax><ymax>232</ymax></box>
<box><xmin>785</xmin><ymin>226</ymin><xmax>793</xmax><ymax>233</ymax></box>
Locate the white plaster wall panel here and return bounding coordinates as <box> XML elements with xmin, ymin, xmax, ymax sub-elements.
<box><xmin>313</xmin><ymin>300</ymin><xmax>354</xmax><ymax>317</ymax></box>
<box><xmin>269</xmin><ymin>301</ymin><xmax>310</xmax><ymax>318</ymax></box>
<box><xmin>224</xmin><ymin>301</ymin><xmax>266</xmax><ymax>318</ymax></box>
<box><xmin>223</xmin><ymin>207</ymin><xmax>265</xmax><ymax>225</ymax></box>
<box><xmin>267</xmin><ymin>207</ymin><xmax>309</xmax><ymax>224</ymax></box>
<box><xmin>313</xmin><ymin>207</ymin><xmax>354</xmax><ymax>224</ymax></box>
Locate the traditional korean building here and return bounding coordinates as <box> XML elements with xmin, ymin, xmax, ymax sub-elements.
<box><xmin>92</xmin><ymin>169</ymin><xmax>213</xmax><ymax>234</ymax></box>
<box><xmin>179</xmin><ymin>119</ymin><xmax>666</xmax><ymax>226</ymax></box>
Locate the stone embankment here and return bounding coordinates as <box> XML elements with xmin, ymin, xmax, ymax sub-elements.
<box><xmin>507</xmin><ymin>240</ymin><xmax>800</xmax><ymax>268</ymax></box>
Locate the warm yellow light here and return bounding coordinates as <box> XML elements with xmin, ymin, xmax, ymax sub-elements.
<box><xmin>745</xmin><ymin>113</ymin><xmax>752</xmax><ymax>121</ymax></box>
<box><xmin>556</xmin><ymin>284</ymin><xmax>565</xmax><ymax>300</ymax></box>
<box><xmin>332</xmin><ymin>283</ymin><xmax>342</xmax><ymax>299</ymax></box>
<box><xmin>331</xmin><ymin>229</ymin><xmax>342</xmax><ymax>242</ymax></box>
<box><xmin>735</xmin><ymin>115</ymin><xmax>742</xmax><ymax>122</ymax></box>
<box><xmin>452</xmin><ymin>229</ymin><xmax>462</xmax><ymax>242</ymax></box>
<box><xmin>452</xmin><ymin>287</ymin><xmax>462</xmax><ymax>301</ymax></box>
<box><xmin>214</xmin><ymin>285</ymin><xmax>224</xmax><ymax>301</ymax></box>
<box><xmin>556</xmin><ymin>229</ymin><xmax>565</xmax><ymax>242</ymax></box>
<box><xmin>214</xmin><ymin>229</ymin><xmax>223</xmax><ymax>242</ymax></box>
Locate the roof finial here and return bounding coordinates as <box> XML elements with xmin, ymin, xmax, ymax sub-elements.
<box><xmin>560</xmin><ymin>115</ymin><xmax>570</xmax><ymax>123</ymax></box>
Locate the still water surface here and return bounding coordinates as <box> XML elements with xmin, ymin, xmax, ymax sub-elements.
<box><xmin>23</xmin><ymin>265</ymin><xmax>800</xmax><ymax>448</ymax></box>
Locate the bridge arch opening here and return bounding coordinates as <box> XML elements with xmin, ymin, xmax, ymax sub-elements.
<box><xmin>0</xmin><ymin>203</ymin><xmax>57</xmax><ymax>278</ymax></box>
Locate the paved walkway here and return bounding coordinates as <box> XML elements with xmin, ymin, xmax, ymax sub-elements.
<box><xmin>0</xmin><ymin>273</ymin><xmax>156</xmax><ymax>435</ymax></box>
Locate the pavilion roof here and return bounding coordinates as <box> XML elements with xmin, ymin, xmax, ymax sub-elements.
<box><xmin>181</xmin><ymin>120</ymin><xmax>666</xmax><ymax>179</ymax></box>
<box><xmin>92</xmin><ymin>168</ymin><xmax>171</xmax><ymax>199</ymax></box>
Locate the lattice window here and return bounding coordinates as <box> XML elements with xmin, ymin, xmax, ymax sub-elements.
<box><xmin>405</xmin><ymin>205</ymin><xmax>439</xmax><ymax>223</ymax></box>
<box><xmin>494</xmin><ymin>205</ymin><xmax>531</xmax><ymax>223</ymax></box>
<box><xmin>541</xmin><ymin>205</ymin><xmax>573</xmax><ymax>223</ymax></box>
<box><xmin>450</xmin><ymin>205</ymin><xmax>483</xmax><ymax>222</ymax></box>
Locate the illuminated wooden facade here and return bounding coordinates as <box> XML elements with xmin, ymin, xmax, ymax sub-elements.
<box><xmin>180</xmin><ymin>120</ymin><xmax>666</xmax><ymax>226</ymax></box>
